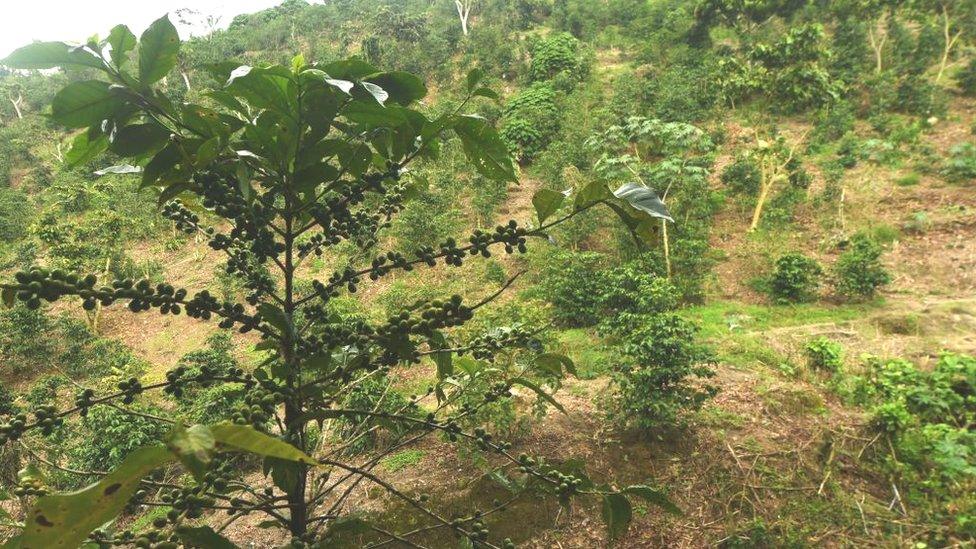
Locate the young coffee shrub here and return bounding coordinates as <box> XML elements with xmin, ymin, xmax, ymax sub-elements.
<box><xmin>0</xmin><ymin>20</ymin><xmax>678</xmax><ymax>546</ymax></box>
<box><xmin>721</xmin><ymin>156</ymin><xmax>761</xmax><ymax>197</ymax></box>
<box><xmin>535</xmin><ymin>249</ymin><xmax>607</xmax><ymax>327</ymax></box>
<box><xmin>805</xmin><ymin>337</ymin><xmax>843</xmax><ymax>373</ymax></box>
<box><xmin>834</xmin><ymin>235</ymin><xmax>891</xmax><ymax>299</ymax></box>
<box><xmin>500</xmin><ymin>82</ymin><xmax>561</xmax><ymax>162</ymax></box>
<box><xmin>529</xmin><ymin>32</ymin><xmax>586</xmax><ymax>82</ymax></box>
<box><xmin>958</xmin><ymin>58</ymin><xmax>976</xmax><ymax>96</ymax></box>
<box><xmin>942</xmin><ymin>142</ymin><xmax>976</xmax><ymax>183</ymax></box>
<box><xmin>606</xmin><ymin>313</ymin><xmax>716</xmax><ymax>431</ymax></box>
<box><xmin>769</xmin><ymin>253</ymin><xmax>823</xmax><ymax>304</ymax></box>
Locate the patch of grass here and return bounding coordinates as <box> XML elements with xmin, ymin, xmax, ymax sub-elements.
<box><xmin>381</xmin><ymin>450</ymin><xmax>425</xmax><ymax>473</ymax></box>
<box><xmin>894</xmin><ymin>172</ymin><xmax>921</xmax><ymax>186</ymax></box>
<box><xmin>868</xmin><ymin>223</ymin><xmax>900</xmax><ymax>245</ymax></box>
<box><xmin>685</xmin><ymin>301</ymin><xmax>875</xmax><ymax>341</ymax></box>
<box><xmin>760</xmin><ymin>386</ymin><xmax>826</xmax><ymax>416</ymax></box>
<box><xmin>698</xmin><ymin>405</ymin><xmax>747</xmax><ymax>429</ymax></box>
<box><xmin>554</xmin><ymin>328</ymin><xmax>611</xmax><ymax>379</ymax></box>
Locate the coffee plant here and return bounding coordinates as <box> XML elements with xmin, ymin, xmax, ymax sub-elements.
<box><xmin>0</xmin><ymin>17</ymin><xmax>679</xmax><ymax>548</ymax></box>
<box><xmin>768</xmin><ymin>253</ymin><xmax>823</xmax><ymax>304</ymax></box>
<box><xmin>834</xmin><ymin>234</ymin><xmax>891</xmax><ymax>299</ymax></box>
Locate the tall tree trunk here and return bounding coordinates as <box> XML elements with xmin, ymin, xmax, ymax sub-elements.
<box><xmin>935</xmin><ymin>6</ymin><xmax>961</xmax><ymax>84</ymax></box>
<box><xmin>867</xmin><ymin>15</ymin><xmax>887</xmax><ymax>74</ymax></box>
<box><xmin>455</xmin><ymin>0</ymin><xmax>471</xmax><ymax>36</ymax></box>
<box><xmin>9</xmin><ymin>93</ymin><xmax>23</xmax><ymax>119</ymax></box>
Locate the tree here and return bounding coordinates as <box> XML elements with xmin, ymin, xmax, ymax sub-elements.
<box><xmin>0</xmin><ymin>16</ymin><xmax>676</xmax><ymax>547</ymax></box>
<box><xmin>455</xmin><ymin>0</ymin><xmax>475</xmax><ymax>36</ymax></box>
<box><xmin>910</xmin><ymin>0</ymin><xmax>976</xmax><ymax>83</ymax></box>
<box><xmin>745</xmin><ymin>129</ymin><xmax>807</xmax><ymax>231</ymax></box>
<box><xmin>586</xmin><ymin>117</ymin><xmax>714</xmax><ymax>278</ymax></box>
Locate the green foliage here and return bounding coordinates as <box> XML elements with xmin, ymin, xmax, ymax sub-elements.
<box><xmin>838</xmin><ymin>353</ymin><xmax>976</xmax><ymax>539</ymax></box>
<box><xmin>805</xmin><ymin>337</ymin><xmax>843</xmax><ymax>373</ymax></box>
<box><xmin>530</xmin><ymin>32</ymin><xmax>587</xmax><ymax>82</ymax></box>
<box><xmin>959</xmin><ymin>58</ymin><xmax>976</xmax><ymax>96</ymax></box>
<box><xmin>606</xmin><ymin>313</ymin><xmax>716</xmax><ymax>431</ymax></box>
<box><xmin>535</xmin><ymin>249</ymin><xmax>607</xmax><ymax>327</ymax></box>
<box><xmin>721</xmin><ymin>157</ymin><xmax>761</xmax><ymax>196</ymax></box>
<box><xmin>768</xmin><ymin>253</ymin><xmax>822</xmax><ymax>304</ymax></box>
<box><xmin>0</xmin><ymin>186</ymin><xmax>32</xmax><ymax>241</ymax></box>
<box><xmin>71</xmin><ymin>405</ymin><xmax>170</xmax><ymax>472</ymax></box>
<box><xmin>500</xmin><ymin>82</ymin><xmax>560</xmax><ymax>162</ymax></box>
<box><xmin>717</xmin><ymin>24</ymin><xmax>841</xmax><ymax>113</ymax></box>
<box><xmin>941</xmin><ymin>142</ymin><xmax>976</xmax><ymax>183</ymax></box>
<box><xmin>833</xmin><ymin>235</ymin><xmax>891</xmax><ymax>299</ymax></box>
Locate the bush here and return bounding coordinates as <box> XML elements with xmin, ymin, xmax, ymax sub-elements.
<box><xmin>959</xmin><ymin>58</ymin><xmax>976</xmax><ymax>96</ymax></box>
<box><xmin>0</xmin><ymin>187</ymin><xmax>32</xmax><ymax>242</ymax></box>
<box><xmin>529</xmin><ymin>32</ymin><xmax>586</xmax><ymax>82</ymax></box>
<box><xmin>71</xmin><ymin>405</ymin><xmax>169</xmax><ymax>471</ymax></box>
<box><xmin>769</xmin><ymin>253</ymin><xmax>822</xmax><ymax>303</ymax></box>
<box><xmin>607</xmin><ymin>313</ymin><xmax>716</xmax><ymax>431</ymax></box>
<box><xmin>834</xmin><ymin>235</ymin><xmax>891</xmax><ymax>299</ymax></box>
<box><xmin>942</xmin><ymin>142</ymin><xmax>976</xmax><ymax>183</ymax></box>
<box><xmin>535</xmin><ymin>249</ymin><xmax>606</xmax><ymax>327</ymax></box>
<box><xmin>721</xmin><ymin>157</ymin><xmax>760</xmax><ymax>196</ymax></box>
<box><xmin>500</xmin><ymin>82</ymin><xmax>560</xmax><ymax>162</ymax></box>
<box><xmin>805</xmin><ymin>337</ymin><xmax>843</xmax><ymax>373</ymax></box>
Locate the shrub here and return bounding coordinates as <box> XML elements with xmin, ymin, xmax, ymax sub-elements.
<box><xmin>941</xmin><ymin>142</ymin><xmax>976</xmax><ymax>183</ymax></box>
<box><xmin>959</xmin><ymin>58</ymin><xmax>976</xmax><ymax>96</ymax></box>
<box><xmin>0</xmin><ymin>187</ymin><xmax>32</xmax><ymax>242</ymax></box>
<box><xmin>500</xmin><ymin>82</ymin><xmax>560</xmax><ymax>162</ymax></box>
<box><xmin>535</xmin><ymin>249</ymin><xmax>606</xmax><ymax>327</ymax></box>
<box><xmin>607</xmin><ymin>313</ymin><xmax>716</xmax><ymax>431</ymax></box>
<box><xmin>834</xmin><ymin>235</ymin><xmax>891</xmax><ymax>299</ymax></box>
<box><xmin>71</xmin><ymin>405</ymin><xmax>169</xmax><ymax>471</ymax></box>
<box><xmin>529</xmin><ymin>32</ymin><xmax>586</xmax><ymax>82</ymax></box>
<box><xmin>805</xmin><ymin>337</ymin><xmax>843</xmax><ymax>373</ymax></box>
<box><xmin>721</xmin><ymin>157</ymin><xmax>761</xmax><ymax>196</ymax></box>
<box><xmin>769</xmin><ymin>253</ymin><xmax>822</xmax><ymax>303</ymax></box>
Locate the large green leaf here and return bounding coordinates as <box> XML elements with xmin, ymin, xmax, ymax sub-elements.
<box><xmin>139</xmin><ymin>15</ymin><xmax>180</xmax><ymax>84</ymax></box>
<box><xmin>165</xmin><ymin>425</ymin><xmax>215</xmax><ymax>482</ymax></box>
<box><xmin>110</xmin><ymin>123</ymin><xmax>170</xmax><ymax>157</ymax></box>
<box><xmin>366</xmin><ymin>72</ymin><xmax>427</xmax><ymax>106</ymax></box>
<box><xmin>574</xmin><ymin>180</ymin><xmax>611</xmax><ymax>210</ymax></box>
<box><xmin>64</xmin><ymin>131</ymin><xmax>109</xmax><ymax>168</ymax></box>
<box><xmin>50</xmin><ymin>81</ymin><xmax>116</xmax><ymax>129</ymax></box>
<box><xmin>1</xmin><ymin>42</ymin><xmax>104</xmax><ymax>70</ymax></box>
<box><xmin>454</xmin><ymin>115</ymin><xmax>517</xmax><ymax>183</ymax></box>
<box><xmin>612</xmin><ymin>182</ymin><xmax>673</xmax><ymax>222</ymax></box>
<box><xmin>177</xmin><ymin>526</ymin><xmax>238</xmax><ymax>549</ymax></box>
<box><xmin>621</xmin><ymin>485</ymin><xmax>681</xmax><ymax>515</ymax></box>
<box><xmin>210</xmin><ymin>423</ymin><xmax>317</xmax><ymax>464</ymax></box>
<box><xmin>106</xmin><ymin>25</ymin><xmax>137</xmax><ymax>68</ymax></box>
<box><xmin>20</xmin><ymin>445</ymin><xmax>173</xmax><ymax>549</ymax></box>
<box><xmin>533</xmin><ymin>353</ymin><xmax>577</xmax><ymax>378</ymax></box>
<box><xmin>531</xmin><ymin>189</ymin><xmax>565</xmax><ymax>224</ymax></box>
<box><xmin>512</xmin><ymin>378</ymin><xmax>566</xmax><ymax>414</ymax></box>
<box><xmin>601</xmin><ymin>493</ymin><xmax>633</xmax><ymax>541</ymax></box>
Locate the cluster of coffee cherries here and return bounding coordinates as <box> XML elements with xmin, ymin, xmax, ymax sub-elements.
<box><xmin>12</xmin><ymin>268</ymin><xmax>97</xmax><ymax>310</ymax></box>
<box><xmin>367</xmin><ymin>251</ymin><xmax>413</xmax><ymax>280</ymax></box>
<box><xmin>229</xmin><ymin>386</ymin><xmax>279</xmax><ymax>429</ymax></box>
<box><xmin>467</xmin><ymin>325</ymin><xmax>536</xmax><ymax>361</ymax></box>
<box><xmin>0</xmin><ymin>413</ymin><xmax>28</xmax><ymax>443</ymax></box>
<box><xmin>32</xmin><ymin>404</ymin><xmax>63</xmax><ymax>435</ymax></box>
<box><xmin>13</xmin><ymin>474</ymin><xmax>47</xmax><ymax>498</ymax></box>
<box><xmin>468</xmin><ymin>220</ymin><xmax>530</xmax><ymax>258</ymax></box>
<box><xmin>117</xmin><ymin>377</ymin><xmax>144</xmax><ymax>404</ymax></box>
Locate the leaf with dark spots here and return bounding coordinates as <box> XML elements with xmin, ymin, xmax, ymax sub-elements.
<box><xmin>103</xmin><ymin>483</ymin><xmax>122</xmax><ymax>496</ymax></box>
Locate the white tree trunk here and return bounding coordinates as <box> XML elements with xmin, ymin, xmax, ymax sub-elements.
<box><xmin>455</xmin><ymin>0</ymin><xmax>471</xmax><ymax>36</ymax></box>
<box><xmin>9</xmin><ymin>93</ymin><xmax>23</xmax><ymax>119</ymax></box>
